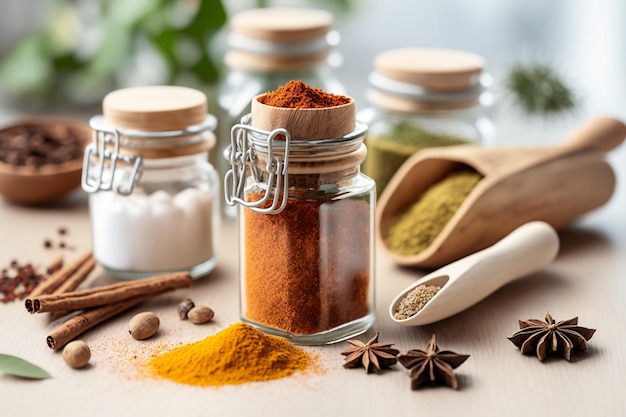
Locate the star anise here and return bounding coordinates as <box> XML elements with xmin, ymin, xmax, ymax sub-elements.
<box><xmin>398</xmin><ymin>334</ymin><xmax>469</xmax><ymax>390</ymax></box>
<box><xmin>341</xmin><ymin>332</ymin><xmax>399</xmax><ymax>374</ymax></box>
<box><xmin>508</xmin><ymin>311</ymin><xmax>596</xmax><ymax>361</ymax></box>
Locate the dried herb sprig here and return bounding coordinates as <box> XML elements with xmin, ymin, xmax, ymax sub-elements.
<box><xmin>505</xmin><ymin>62</ymin><xmax>577</xmax><ymax>115</ymax></box>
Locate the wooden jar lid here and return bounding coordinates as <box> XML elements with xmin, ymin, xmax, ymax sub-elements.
<box><xmin>251</xmin><ymin>96</ymin><xmax>363</xmax><ymax>178</ymax></box>
<box><xmin>230</xmin><ymin>8</ymin><xmax>333</xmax><ymax>42</ymax></box>
<box><xmin>251</xmin><ymin>95</ymin><xmax>355</xmax><ymax>141</ymax></box>
<box><xmin>375</xmin><ymin>48</ymin><xmax>485</xmax><ymax>91</ymax></box>
<box><xmin>103</xmin><ymin>86</ymin><xmax>208</xmax><ymax>132</ymax></box>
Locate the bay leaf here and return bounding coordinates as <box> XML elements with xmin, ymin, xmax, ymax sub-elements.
<box><xmin>0</xmin><ymin>353</ymin><xmax>51</xmax><ymax>379</ymax></box>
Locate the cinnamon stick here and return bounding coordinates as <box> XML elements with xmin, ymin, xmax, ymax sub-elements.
<box><xmin>46</xmin><ymin>255</ymin><xmax>64</xmax><ymax>275</ymax></box>
<box><xmin>46</xmin><ymin>293</ymin><xmax>154</xmax><ymax>350</ymax></box>
<box><xmin>28</xmin><ymin>251</ymin><xmax>93</xmax><ymax>298</ymax></box>
<box><xmin>27</xmin><ymin>272</ymin><xmax>192</xmax><ymax>314</ymax></box>
<box><xmin>53</xmin><ymin>256</ymin><xmax>96</xmax><ymax>295</ymax></box>
<box><xmin>49</xmin><ymin>256</ymin><xmax>97</xmax><ymax>320</ymax></box>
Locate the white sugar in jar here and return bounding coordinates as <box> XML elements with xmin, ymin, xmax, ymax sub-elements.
<box><xmin>90</xmin><ymin>186</ymin><xmax>214</xmax><ymax>272</ymax></box>
<box><xmin>82</xmin><ymin>86</ymin><xmax>219</xmax><ymax>279</ymax></box>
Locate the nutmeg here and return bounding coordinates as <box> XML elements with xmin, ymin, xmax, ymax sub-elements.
<box><xmin>129</xmin><ymin>311</ymin><xmax>160</xmax><ymax>340</ymax></box>
<box><xmin>188</xmin><ymin>306</ymin><xmax>214</xmax><ymax>324</ymax></box>
<box><xmin>62</xmin><ymin>340</ymin><xmax>91</xmax><ymax>369</ymax></box>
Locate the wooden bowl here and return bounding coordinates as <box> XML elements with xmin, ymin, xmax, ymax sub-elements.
<box><xmin>0</xmin><ymin>119</ymin><xmax>91</xmax><ymax>205</ymax></box>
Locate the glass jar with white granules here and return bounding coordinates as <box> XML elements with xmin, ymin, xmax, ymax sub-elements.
<box><xmin>82</xmin><ymin>86</ymin><xmax>219</xmax><ymax>279</ymax></box>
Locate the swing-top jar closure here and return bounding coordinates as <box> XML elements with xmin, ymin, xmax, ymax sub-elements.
<box><xmin>224</xmin><ymin>95</ymin><xmax>365</xmax><ymax>214</ymax></box>
<box><xmin>82</xmin><ymin>86</ymin><xmax>217</xmax><ymax>195</ymax></box>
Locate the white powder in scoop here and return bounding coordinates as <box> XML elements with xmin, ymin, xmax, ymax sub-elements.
<box><xmin>90</xmin><ymin>187</ymin><xmax>214</xmax><ymax>272</ymax></box>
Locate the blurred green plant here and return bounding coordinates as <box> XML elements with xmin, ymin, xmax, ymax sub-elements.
<box><xmin>0</xmin><ymin>0</ymin><xmax>227</xmax><ymax>104</ymax></box>
<box><xmin>254</xmin><ymin>0</ymin><xmax>352</xmax><ymax>9</ymax></box>
<box><xmin>0</xmin><ymin>0</ymin><xmax>352</xmax><ymax>106</ymax></box>
<box><xmin>505</xmin><ymin>62</ymin><xmax>577</xmax><ymax>116</ymax></box>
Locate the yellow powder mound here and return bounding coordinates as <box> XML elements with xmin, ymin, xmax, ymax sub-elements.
<box><xmin>148</xmin><ymin>322</ymin><xmax>311</xmax><ymax>386</ymax></box>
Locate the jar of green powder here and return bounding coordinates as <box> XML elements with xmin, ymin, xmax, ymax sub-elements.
<box><xmin>358</xmin><ymin>48</ymin><xmax>495</xmax><ymax>197</ymax></box>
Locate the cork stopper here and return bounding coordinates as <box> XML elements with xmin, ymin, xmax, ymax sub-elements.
<box><xmin>226</xmin><ymin>8</ymin><xmax>334</xmax><ymax>72</ymax></box>
<box><xmin>374</xmin><ymin>48</ymin><xmax>485</xmax><ymax>91</ymax></box>
<box><xmin>103</xmin><ymin>86</ymin><xmax>207</xmax><ymax>132</ymax></box>
<box><xmin>246</xmin><ymin>82</ymin><xmax>362</xmax><ymax>182</ymax></box>
<box><xmin>230</xmin><ymin>8</ymin><xmax>333</xmax><ymax>43</ymax></box>
<box><xmin>251</xmin><ymin>97</ymin><xmax>355</xmax><ymax>140</ymax></box>
<box><xmin>369</xmin><ymin>48</ymin><xmax>486</xmax><ymax>113</ymax></box>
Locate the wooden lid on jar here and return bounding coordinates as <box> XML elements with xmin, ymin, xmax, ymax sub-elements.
<box><xmin>103</xmin><ymin>86</ymin><xmax>208</xmax><ymax>132</ymax></box>
<box><xmin>251</xmin><ymin>95</ymin><xmax>355</xmax><ymax>141</ymax></box>
<box><xmin>230</xmin><ymin>8</ymin><xmax>333</xmax><ymax>43</ymax></box>
<box><xmin>375</xmin><ymin>48</ymin><xmax>485</xmax><ymax>91</ymax></box>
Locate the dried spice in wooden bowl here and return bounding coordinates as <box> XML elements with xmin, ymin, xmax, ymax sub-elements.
<box><xmin>0</xmin><ymin>124</ymin><xmax>84</xmax><ymax>168</ymax></box>
<box><xmin>0</xmin><ymin>119</ymin><xmax>90</xmax><ymax>204</ymax></box>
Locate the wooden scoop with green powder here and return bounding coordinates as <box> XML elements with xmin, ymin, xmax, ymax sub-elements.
<box><xmin>377</xmin><ymin>116</ymin><xmax>626</xmax><ymax>268</ymax></box>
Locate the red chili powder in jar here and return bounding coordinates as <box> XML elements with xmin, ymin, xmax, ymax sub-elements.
<box><xmin>243</xmin><ymin>79</ymin><xmax>370</xmax><ymax>335</ymax></box>
<box><xmin>258</xmin><ymin>80</ymin><xmax>351</xmax><ymax>109</ymax></box>
<box><xmin>243</xmin><ymin>192</ymin><xmax>371</xmax><ymax>335</ymax></box>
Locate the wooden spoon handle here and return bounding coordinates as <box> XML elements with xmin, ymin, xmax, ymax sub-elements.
<box><xmin>451</xmin><ymin>221</ymin><xmax>560</xmax><ymax>288</ymax></box>
<box><xmin>389</xmin><ymin>222</ymin><xmax>560</xmax><ymax>326</ymax></box>
<box><xmin>562</xmin><ymin>116</ymin><xmax>626</xmax><ymax>153</ymax></box>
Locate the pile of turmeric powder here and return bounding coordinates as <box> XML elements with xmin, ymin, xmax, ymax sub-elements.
<box><xmin>148</xmin><ymin>322</ymin><xmax>312</xmax><ymax>386</ymax></box>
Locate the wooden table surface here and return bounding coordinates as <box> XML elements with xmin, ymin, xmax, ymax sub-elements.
<box><xmin>0</xmin><ymin>118</ymin><xmax>625</xmax><ymax>416</ymax></box>
<box><xmin>2</xmin><ymin>1</ymin><xmax>626</xmax><ymax>414</ymax></box>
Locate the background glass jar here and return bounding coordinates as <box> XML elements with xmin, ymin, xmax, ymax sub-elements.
<box><xmin>216</xmin><ymin>7</ymin><xmax>345</xmax><ymax>218</ymax></box>
<box><xmin>82</xmin><ymin>86</ymin><xmax>219</xmax><ymax>280</ymax></box>
<box><xmin>225</xmin><ymin>118</ymin><xmax>375</xmax><ymax>345</ymax></box>
<box><xmin>358</xmin><ymin>48</ymin><xmax>495</xmax><ymax>198</ymax></box>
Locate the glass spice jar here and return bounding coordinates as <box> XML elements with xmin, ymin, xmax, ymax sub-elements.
<box><xmin>82</xmin><ymin>86</ymin><xmax>219</xmax><ymax>279</ymax></box>
<box><xmin>216</xmin><ymin>7</ymin><xmax>345</xmax><ymax>218</ymax></box>
<box><xmin>358</xmin><ymin>48</ymin><xmax>495</xmax><ymax>197</ymax></box>
<box><xmin>225</xmin><ymin>85</ymin><xmax>375</xmax><ymax>345</ymax></box>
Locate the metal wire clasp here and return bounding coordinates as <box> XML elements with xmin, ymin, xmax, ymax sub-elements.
<box><xmin>82</xmin><ymin>117</ymin><xmax>144</xmax><ymax>195</ymax></box>
<box><xmin>224</xmin><ymin>118</ymin><xmax>290</xmax><ymax>214</ymax></box>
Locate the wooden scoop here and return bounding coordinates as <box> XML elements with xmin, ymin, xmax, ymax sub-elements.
<box><xmin>378</xmin><ymin>116</ymin><xmax>626</xmax><ymax>268</ymax></box>
<box><xmin>389</xmin><ymin>221</ymin><xmax>559</xmax><ymax>326</ymax></box>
